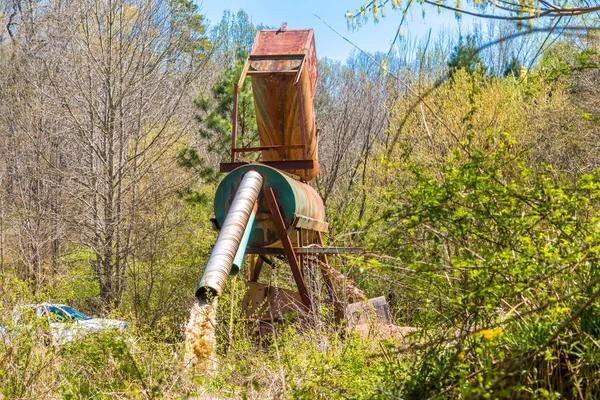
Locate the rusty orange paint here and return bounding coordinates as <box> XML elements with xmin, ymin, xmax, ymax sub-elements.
<box><xmin>248</xmin><ymin>29</ymin><xmax>319</xmax><ymax>181</ymax></box>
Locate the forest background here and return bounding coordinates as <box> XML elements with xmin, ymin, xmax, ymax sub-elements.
<box><xmin>1</xmin><ymin>0</ymin><xmax>600</xmax><ymax>398</ymax></box>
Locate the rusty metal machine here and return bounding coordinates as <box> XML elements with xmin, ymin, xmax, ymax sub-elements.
<box><xmin>196</xmin><ymin>26</ymin><xmax>388</xmax><ymax>324</ymax></box>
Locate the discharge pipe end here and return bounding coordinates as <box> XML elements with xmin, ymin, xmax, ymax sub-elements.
<box><xmin>195</xmin><ymin>286</ymin><xmax>218</xmax><ymax>304</ymax></box>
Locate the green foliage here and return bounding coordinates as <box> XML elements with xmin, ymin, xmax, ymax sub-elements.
<box><xmin>176</xmin><ymin>146</ymin><xmax>217</xmax><ymax>205</ymax></box>
<box><xmin>320</xmin><ymin>45</ymin><xmax>600</xmax><ymax>395</ymax></box>
<box><xmin>195</xmin><ymin>278</ymin><xmax>391</xmax><ymax>399</ymax></box>
<box><xmin>123</xmin><ymin>198</ymin><xmax>216</xmax><ymax>336</ymax></box>
<box><xmin>369</xmin><ymin>134</ymin><xmax>600</xmax><ymax>397</ymax></box>
<box><xmin>176</xmin><ymin>55</ymin><xmax>259</xmax><ymax>206</ymax></box>
<box><xmin>211</xmin><ymin>9</ymin><xmax>259</xmax><ymax>65</ymax></box>
<box><xmin>0</xmin><ymin>273</ymin><xmax>35</xmax><ymax>311</ymax></box>
<box><xmin>538</xmin><ymin>43</ymin><xmax>600</xmax><ymax>82</ymax></box>
<box><xmin>59</xmin><ymin>332</ymin><xmax>146</xmax><ymax>399</ymax></box>
<box><xmin>0</xmin><ymin>324</ymin><xmax>198</xmax><ymax>399</ymax></box>
<box><xmin>168</xmin><ymin>0</ymin><xmax>210</xmax><ymax>57</ymax></box>
<box><xmin>1</xmin><ymin>332</ymin><xmax>47</xmax><ymax>398</ymax></box>
<box><xmin>194</xmin><ymin>60</ymin><xmax>258</xmax><ymax>159</ymax></box>
<box><xmin>49</xmin><ymin>249</ymin><xmax>100</xmax><ymax>307</ymax></box>
<box><xmin>346</xmin><ymin>0</ymin><xmax>599</xmax><ymax>30</ymax></box>
<box><xmin>503</xmin><ymin>56</ymin><xmax>523</xmax><ymax>77</ymax></box>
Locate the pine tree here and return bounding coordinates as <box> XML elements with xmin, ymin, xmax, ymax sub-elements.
<box><xmin>448</xmin><ymin>35</ymin><xmax>486</xmax><ymax>78</ymax></box>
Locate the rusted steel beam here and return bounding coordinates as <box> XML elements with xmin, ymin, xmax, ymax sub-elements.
<box><xmin>219</xmin><ymin>160</ymin><xmax>314</xmax><ymax>173</ymax></box>
<box><xmin>294</xmin><ymin>57</ymin><xmax>305</xmax><ymax>86</ymax></box>
<box><xmin>245</xmin><ymin>247</ymin><xmax>364</xmax><ymax>255</ymax></box>
<box><xmin>295</xmin><ymin>247</ymin><xmax>365</xmax><ymax>255</ymax></box>
<box><xmin>232</xmin><ymin>144</ymin><xmax>305</xmax><ymax>152</ymax></box>
<box><xmin>250</xmin><ymin>256</ymin><xmax>264</xmax><ymax>282</ymax></box>
<box><xmin>246</xmin><ymin>247</ymin><xmax>284</xmax><ymax>255</ymax></box>
<box><xmin>231</xmin><ymin>59</ymin><xmax>250</xmax><ymax>164</ymax></box>
<box><xmin>249</xmin><ymin>54</ymin><xmax>305</xmax><ymax>60</ymax></box>
<box><xmin>247</xmin><ymin>70</ymin><xmax>297</xmax><ymax>76</ymax></box>
<box><xmin>316</xmin><ymin>231</ymin><xmax>345</xmax><ymax>323</ymax></box>
<box><xmin>238</xmin><ymin>157</ymin><xmax>302</xmax><ymax>181</ymax></box>
<box><xmin>231</xmin><ymin>84</ymin><xmax>239</xmax><ymax>163</ymax></box>
<box><xmin>264</xmin><ymin>187</ymin><xmax>312</xmax><ymax>311</ymax></box>
<box><xmin>237</xmin><ymin>59</ymin><xmax>250</xmax><ymax>87</ymax></box>
<box><xmin>303</xmin><ymin>30</ymin><xmax>315</xmax><ymax>56</ymax></box>
<box><xmin>255</xmin><ymin>255</ymin><xmax>276</xmax><ymax>282</ymax></box>
<box><xmin>296</xmin><ymin>83</ymin><xmax>308</xmax><ymax>160</ymax></box>
<box><xmin>297</xmin><ymin>230</ymin><xmax>304</xmax><ymax>280</ymax></box>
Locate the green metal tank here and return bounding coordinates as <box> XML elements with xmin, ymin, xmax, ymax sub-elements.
<box><xmin>214</xmin><ymin>164</ymin><xmax>326</xmax><ymax>248</ymax></box>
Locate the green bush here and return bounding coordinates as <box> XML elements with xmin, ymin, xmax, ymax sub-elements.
<box><xmin>368</xmin><ymin>134</ymin><xmax>600</xmax><ymax>398</ymax></box>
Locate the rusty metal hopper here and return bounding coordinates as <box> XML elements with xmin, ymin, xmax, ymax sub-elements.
<box><xmin>223</xmin><ymin>28</ymin><xmax>319</xmax><ymax>182</ymax></box>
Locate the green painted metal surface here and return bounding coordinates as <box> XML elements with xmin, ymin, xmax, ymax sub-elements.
<box><xmin>214</xmin><ymin>164</ymin><xmax>325</xmax><ymax>247</ymax></box>
<box><xmin>230</xmin><ymin>208</ymin><xmax>255</xmax><ymax>276</ymax></box>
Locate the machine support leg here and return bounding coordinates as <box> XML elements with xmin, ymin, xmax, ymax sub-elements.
<box><xmin>297</xmin><ymin>230</ymin><xmax>304</xmax><ymax>278</ymax></box>
<box><xmin>264</xmin><ymin>188</ymin><xmax>312</xmax><ymax>311</ymax></box>
<box><xmin>316</xmin><ymin>232</ymin><xmax>345</xmax><ymax>322</ymax></box>
<box><xmin>231</xmin><ymin>84</ymin><xmax>239</xmax><ymax>162</ymax></box>
<box><xmin>251</xmin><ymin>257</ymin><xmax>264</xmax><ymax>282</ymax></box>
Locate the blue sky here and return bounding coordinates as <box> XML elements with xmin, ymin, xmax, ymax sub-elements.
<box><xmin>197</xmin><ymin>1</ymin><xmax>474</xmax><ymax>61</ymax></box>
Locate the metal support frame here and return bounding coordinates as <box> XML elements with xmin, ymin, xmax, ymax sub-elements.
<box><xmin>246</xmin><ymin>247</ymin><xmax>284</xmax><ymax>255</ymax></box>
<box><xmin>295</xmin><ymin>81</ymin><xmax>308</xmax><ymax>160</ymax></box>
<box><xmin>232</xmin><ymin>144</ymin><xmax>305</xmax><ymax>153</ymax></box>
<box><xmin>245</xmin><ymin>246</ymin><xmax>365</xmax><ymax>255</ymax></box>
<box><xmin>231</xmin><ymin>83</ymin><xmax>238</xmax><ymax>163</ymax></box>
<box><xmin>316</xmin><ymin>232</ymin><xmax>344</xmax><ymax>322</ymax></box>
<box><xmin>293</xmin><ymin>58</ymin><xmax>308</xmax><ymax>160</ymax></box>
<box><xmin>247</xmin><ymin>70</ymin><xmax>297</xmax><ymax>76</ymax></box>
<box><xmin>220</xmin><ymin>160</ymin><xmax>314</xmax><ymax>174</ymax></box>
<box><xmin>251</xmin><ymin>255</ymin><xmax>275</xmax><ymax>282</ymax></box>
<box><xmin>249</xmin><ymin>54</ymin><xmax>305</xmax><ymax>61</ymax></box>
<box><xmin>251</xmin><ymin>257</ymin><xmax>264</xmax><ymax>282</ymax></box>
<box><xmin>231</xmin><ymin>60</ymin><xmax>251</xmax><ymax>163</ymax></box>
<box><xmin>264</xmin><ymin>187</ymin><xmax>312</xmax><ymax>310</ymax></box>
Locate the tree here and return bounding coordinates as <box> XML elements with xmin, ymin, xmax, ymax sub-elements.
<box><xmin>0</xmin><ymin>0</ymin><xmax>66</xmax><ymax>289</ymax></box>
<box><xmin>503</xmin><ymin>55</ymin><xmax>523</xmax><ymax>77</ymax></box>
<box><xmin>313</xmin><ymin>54</ymin><xmax>388</xmax><ymax>233</ymax></box>
<box><xmin>346</xmin><ymin>0</ymin><xmax>599</xmax><ymax>85</ymax></box>
<box><xmin>0</xmin><ymin>0</ymin><xmax>211</xmax><ymax>306</ymax></box>
<box><xmin>176</xmin><ymin>58</ymin><xmax>257</xmax><ymax>208</ymax></box>
<box><xmin>196</xmin><ymin>62</ymin><xmax>257</xmax><ymax>162</ymax></box>
<box><xmin>210</xmin><ymin>9</ymin><xmax>258</xmax><ymax>66</ymax></box>
<box><xmin>448</xmin><ymin>35</ymin><xmax>487</xmax><ymax>77</ymax></box>
<box><xmin>176</xmin><ymin>9</ymin><xmax>259</xmax><ymax>206</ymax></box>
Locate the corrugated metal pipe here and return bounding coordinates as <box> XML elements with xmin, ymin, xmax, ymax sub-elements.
<box><xmin>196</xmin><ymin>170</ymin><xmax>263</xmax><ymax>302</ymax></box>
